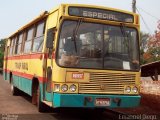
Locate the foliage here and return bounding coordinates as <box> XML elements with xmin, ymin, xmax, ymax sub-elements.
<box><xmin>140</xmin><ymin>31</ymin><xmax>150</xmax><ymax>49</ymax></box>
<box><xmin>0</xmin><ymin>51</ymin><xmax>4</xmax><ymax>68</ymax></box>
<box><xmin>140</xmin><ymin>49</ymin><xmax>147</xmax><ymax>65</ymax></box>
<box><xmin>140</xmin><ymin>32</ymin><xmax>150</xmax><ymax>65</ymax></box>
<box><xmin>140</xmin><ymin>21</ymin><xmax>160</xmax><ymax>65</ymax></box>
<box><xmin>143</xmin><ymin>47</ymin><xmax>160</xmax><ymax>63</ymax></box>
<box><xmin>0</xmin><ymin>39</ymin><xmax>6</xmax><ymax>68</ymax></box>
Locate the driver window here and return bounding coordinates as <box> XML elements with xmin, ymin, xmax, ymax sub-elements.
<box><xmin>79</xmin><ymin>30</ymin><xmax>103</xmax><ymax>58</ymax></box>
<box><xmin>107</xmin><ymin>27</ymin><xmax>129</xmax><ymax>54</ymax></box>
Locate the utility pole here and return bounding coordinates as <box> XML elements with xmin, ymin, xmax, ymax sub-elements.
<box><xmin>132</xmin><ymin>0</ymin><xmax>136</xmax><ymax>13</ymax></box>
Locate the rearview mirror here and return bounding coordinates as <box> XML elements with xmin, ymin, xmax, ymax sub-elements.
<box><xmin>46</xmin><ymin>27</ymin><xmax>56</xmax><ymax>49</ymax></box>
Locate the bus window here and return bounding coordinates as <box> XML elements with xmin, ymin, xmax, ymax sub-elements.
<box><xmin>58</xmin><ymin>20</ymin><xmax>139</xmax><ymax>70</ymax></box>
<box><xmin>17</xmin><ymin>34</ymin><xmax>23</xmax><ymax>54</ymax></box>
<box><xmin>9</xmin><ymin>39</ymin><xmax>13</xmax><ymax>55</ymax></box>
<box><xmin>32</xmin><ymin>21</ymin><xmax>45</xmax><ymax>52</ymax></box>
<box><xmin>14</xmin><ymin>37</ymin><xmax>18</xmax><ymax>54</ymax></box>
<box><xmin>10</xmin><ymin>37</ymin><xmax>16</xmax><ymax>55</ymax></box>
<box><xmin>24</xmin><ymin>27</ymin><xmax>34</xmax><ymax>53</ymax></box>
<box><xmin>15</xmin><ymin>33</ymin><xmax>23</xmax><ymax>54</ymax></box>
<box><xmin>58</xmin><ymin>21</ymin><xmax>103</xmax><ymax>68</ymax></box>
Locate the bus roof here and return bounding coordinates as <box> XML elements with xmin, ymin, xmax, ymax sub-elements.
<box><xmin>8</xmin><ymin>4</ymin><xmax>137</xmax><ymax>38</ymax></box>
<box><xmin>61</xmin><ymin>4</ymin><xmax>136</xmax><ymax>15</ymax></box>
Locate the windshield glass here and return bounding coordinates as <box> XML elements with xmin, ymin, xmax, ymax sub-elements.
<box><xmin>57</xmin><ymin>20</ymin><xmax>140</xmax><ymax>71</ymax></box>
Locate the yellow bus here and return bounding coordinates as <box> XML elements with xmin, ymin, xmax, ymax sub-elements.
<box><xmin>3</xmin><ymin>4</ymin><xmax>141</xmax><ymax>112</ymax></box>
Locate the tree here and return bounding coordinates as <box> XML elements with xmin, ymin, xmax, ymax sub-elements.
<box><xmin>140</xmin><ymin>32</ymin><xmax>150</xmax><ymax>65</ymax></box>
<box><xmin>0</xmin><ymin>39</ymin><xmax>6</xmax><ymax>68</ymax></box>
<box><xmin>141</xmin><ymin>21</ymin><xmax>160</xmax><ymax>65</ymax></box>
<box><xmin>140</xmin><ymin>31</ymin><xmax>150</xmax><ymax>50</ymax></box>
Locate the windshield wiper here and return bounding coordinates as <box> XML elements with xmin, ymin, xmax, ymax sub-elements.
<box><xmin>72</xmin><ymin>18</ymin><xmax>84</xmax><ymax>53</ymax></box>
<box><xmin>120</xmin><ymin>23</ymin><xmax>127</xmax><ymax>38</ymax></box>
<box><xmin>120</xmin><ymin>23</ymin><xmax>129</xmax><ymax>48</ymax></box>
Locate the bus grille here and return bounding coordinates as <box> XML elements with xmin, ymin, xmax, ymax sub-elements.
<box><xmin>79</xmin><ymin>72</ymin><xmax>136</xmax><ymax>94</ymax></box>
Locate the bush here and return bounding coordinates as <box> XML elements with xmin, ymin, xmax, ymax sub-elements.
<box><xmin>0</xmin><ymin>51</ymin><xmax>4</xmax><ymax>68</ymax></box>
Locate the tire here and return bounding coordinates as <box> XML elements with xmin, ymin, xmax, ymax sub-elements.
<box><xmin>10</xmin><ymin>77</ymin><xmax>19</xmax><ymax>96</ymax></box>
<box><xmin>37</xmin><ymin>86</ymin><xmax>46</xmax><ymax>112</ymax></box>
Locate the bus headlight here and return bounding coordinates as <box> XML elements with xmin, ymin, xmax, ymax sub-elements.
<box><xmin>125</xmin><ymin>86</ymin><xmax>131</xmax><ymax>93</ymax></box>
<box><xmin>61</xmin><ymin>84</ymin><xmax>68</xmax><ymax>92</ymax></box>
<box><xmin>69</xmin><ymin>84</ymin><xmax>77</xmax><ymax>92</ymax></box>
<box><xmin>132</xmin><ymin>86</ymin><xmax>138</xmax><ymax>93</ymax></box>
<box><xmin>54</xmin><ymin>84</ymin><xmax>60</xmax><ymax>92</ymax></box>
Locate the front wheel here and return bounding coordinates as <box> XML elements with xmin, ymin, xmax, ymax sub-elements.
<box><xmin>36</xmin><ymin>86</ymin><xmax>46</xmax><ymax>112</ymax></box>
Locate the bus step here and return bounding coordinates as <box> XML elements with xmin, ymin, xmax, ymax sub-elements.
<box><xmin>42</xmin><ymin>100</ymin><xmax>52</xmax><ymax>107</ymax></box>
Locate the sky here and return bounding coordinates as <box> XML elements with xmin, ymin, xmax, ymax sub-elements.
<box><xmin>0</xmin><ymin>0</ymin><xmax>160</xmax><ymax>39</ymax></box>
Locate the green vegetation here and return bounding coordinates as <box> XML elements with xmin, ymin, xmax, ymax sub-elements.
<box><xmin>140</xmin><ymin>31</ymin><xmax>160</xmax><ymax>65</ymax></box>
<box><xmin>0</xmin><ymin>39</ymin><xmax>6</xmax><ymax>68</ymax></box>
<box><xmin>140</xmin><ymin>32</ymin><xmax>150</xmax><ymax>65</ymax></box>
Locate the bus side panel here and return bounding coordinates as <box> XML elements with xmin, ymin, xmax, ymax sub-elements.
<box><xmin>12</xmin><ymin>74</ymin><xmax>32</xmax><ymax>96</ymax></box>
<box><xmin>8</xmin><ymin>54</ymin><xmax>45</xmax><ymax>96</ymax></box>
<box><xmin>3</xmin><ymin>69</ymin><xmax>10</xmax><ymax>81</ymax></box>
<box><xmin>3</xmin><ymin>39</ymin><xmax>10</xmax><ymax>81</ymax></box>
<box><xmin>43</xmin><ymin>9</ymin><xmax>59</xmax><ymax>101</ymax></box>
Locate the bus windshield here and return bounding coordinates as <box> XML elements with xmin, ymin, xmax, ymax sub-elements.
<box><xmin>57</xmin><ymin>20</ymin><xmax>140</xmax><ymax>71</ymax></box>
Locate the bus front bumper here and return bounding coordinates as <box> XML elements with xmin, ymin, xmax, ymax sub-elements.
<box><xmin>53</xmin><ymin>93</ymin><xmax>141</xmax><ymax>108</ymax></box>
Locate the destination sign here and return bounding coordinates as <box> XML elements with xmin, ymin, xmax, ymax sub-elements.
<box><xmin>68</xmin><ymin>7</ymin><xmax>134</xmax><ymax>23</ymax></box>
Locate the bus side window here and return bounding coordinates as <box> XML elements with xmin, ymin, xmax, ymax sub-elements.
<box><xmin>14</xmin><ymin>36</ymin><xmax>19</xmax><ymax>54</ymax></box>
<box><xmin>10</xmin><ymin>37</ymin><xmax>16</xmax><ymax>56</ymax></box>
<box><xmin>46</xmin><ymin>27</ymin><xmax>56</xmax><ymax>49</ymax></box>
<box><xmin>24</xmin><ymin>27</ymin><xmax>34</xmax><ymax>53</ymax></box>
<box><xmin>15</xmin><ymin>33</ymin><xmax>23</xmax><ymax>54</ymax></box>
<box><xmin>9</xmin><ymin>39</ymin><xmax>13</xmax><ymax>56</ymax></box>
<box><xmin>32</xmin><ymin>21</ymin><xmax>45</xmax><ymax>52</ymax></box>
<box><xmin>46</xmin><ymin>27</ymin><xmax>56</xmax><ymax>59</ymax></box>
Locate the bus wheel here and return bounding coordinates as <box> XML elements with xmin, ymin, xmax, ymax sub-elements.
<box><xmin>10</xmin><ymin>77</ymin><xmax>19</xmax><ymax>96</ymax></box>
<box><xmin>37</xmin><ymin>86</ymin><xmax>45</xmax><ymax>112</ymax></box>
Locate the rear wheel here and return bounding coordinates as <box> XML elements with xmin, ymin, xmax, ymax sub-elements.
<box><xmin>10</xmin><ymin>77</ymin><xmax>19</xmax><ymax>96</ymax></box>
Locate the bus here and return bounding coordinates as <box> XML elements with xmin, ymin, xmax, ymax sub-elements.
<box><xmin>3</xmin><ymin>4</ymin><xmax>141</xmax><ymax>112</ymax></box>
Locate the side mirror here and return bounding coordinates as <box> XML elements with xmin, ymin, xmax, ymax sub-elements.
<box><xmin>46</xmin><ymin>27</ymin><xmax>56</xmax><ymax>49</ymax></box>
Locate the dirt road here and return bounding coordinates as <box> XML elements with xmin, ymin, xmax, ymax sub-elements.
<box><xmin>0</xmin><ymin>75</ymin><xmax>116</xmax><ymax>120</ymax></box>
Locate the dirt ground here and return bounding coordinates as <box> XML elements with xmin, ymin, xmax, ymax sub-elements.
<box><xmin>114</xmin><ymin>80</ymin><xmax>160</xmax><ymax>120</ymax></box>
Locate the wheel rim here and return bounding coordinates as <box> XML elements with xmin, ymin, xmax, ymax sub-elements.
<box><xmin>11</xmin><ymin>84</ymin><xmax>13</xmax><ymax>92</ymax></box>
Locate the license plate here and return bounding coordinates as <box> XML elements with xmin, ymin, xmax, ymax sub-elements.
<box><xmin>95</xmin><ymin>98</ymin><xmax>110</xmax><ymax>106</ymax></box>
